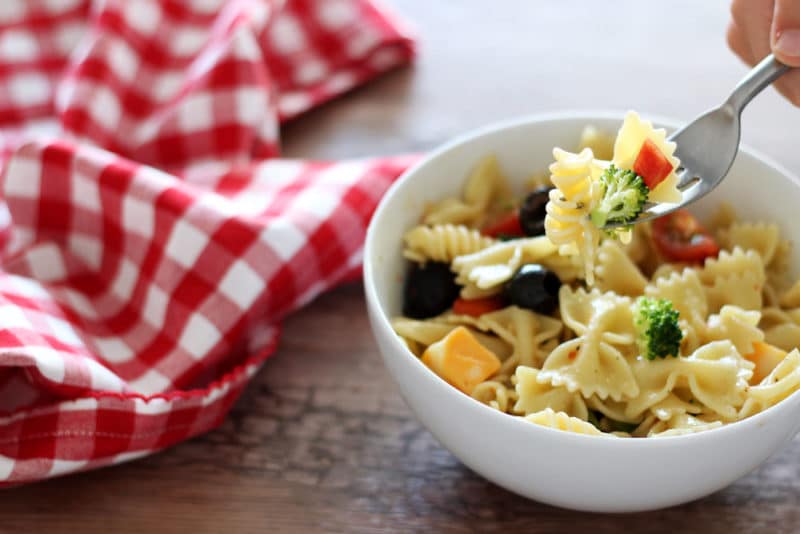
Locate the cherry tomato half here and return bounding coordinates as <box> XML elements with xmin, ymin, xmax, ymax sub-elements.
<box><xmin>481</xmin><ymin>211</ymin><xmax>523</xmax><ymax>238</ymax></box>
<box><xmin>651</xmin><ymin>209</ymin><xmax>719</xmax><ymax>263</ymax></box>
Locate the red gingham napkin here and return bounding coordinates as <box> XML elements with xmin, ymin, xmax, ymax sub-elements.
<box><xmin>0</xmin><ymin>0</ymin><xmax>415</xmax><ymax>486</ymax></box>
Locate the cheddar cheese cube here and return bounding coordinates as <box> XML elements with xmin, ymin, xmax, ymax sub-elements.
<box><xmin>422</xmin><ymin>326</ymin><xmax>501</xmax><ymax>394</ymax></box>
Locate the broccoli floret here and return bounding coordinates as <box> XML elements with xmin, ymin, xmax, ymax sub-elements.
<box><xmin>633</xmin><ymin>297</ymin><xmax>683</xmax><ymax>360</ymax></box>
<box><xmin>589</xmin><ymin>164</ymin><xmax>649</xmax><ymax>229</ymax></box>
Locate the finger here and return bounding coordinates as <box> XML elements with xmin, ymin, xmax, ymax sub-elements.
<box><xmin>772</xmin><ymin>0</ymin><xmax>800</xmax><ymax>65</ymax></box>
<box><xmin>732</xmin><ymin>0</ymin><xmax>775</xmax><ymax>63</ymax></box>
<box><xmin>727</xmin><ymin>20</ymin><xmax>755</xmax><ymax>64</ymax></box>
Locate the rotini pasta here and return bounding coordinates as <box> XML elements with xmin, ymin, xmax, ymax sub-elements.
<box><xmin>544</xmin><ymin>147</ymin><xmax>600</xmax><ymax>284</ymax></box>
<box><xmin>403</xmin><ymin>224</ymin><xmax>495</xmax><ymax>264</ymax></box>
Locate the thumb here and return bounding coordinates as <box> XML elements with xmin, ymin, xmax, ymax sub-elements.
<box><xmin>772</xmin><ymin>0</ymin><xmax>800</xmax><ymax>66</ymax></box>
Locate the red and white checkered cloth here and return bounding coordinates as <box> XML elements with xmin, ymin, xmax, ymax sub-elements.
<box><xmin>0</xmin><ymin>0</ymin><xmax>415</xmax><ymax>486</ymax></box>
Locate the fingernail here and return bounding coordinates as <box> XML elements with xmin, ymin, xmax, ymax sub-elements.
<box><xmin>775</xmin><ymin>29</ymin><xmax>800</xmax><ymax>57</ymax></box>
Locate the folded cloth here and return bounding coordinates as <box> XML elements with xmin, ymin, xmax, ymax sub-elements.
<box><xmin>0</xmin><ymin>0</ymin><xmax>415</xmax><ymax>485</ymax></box>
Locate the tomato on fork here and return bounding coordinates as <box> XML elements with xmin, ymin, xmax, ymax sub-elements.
<box><xmin>633</xmin><ymin>138</ymin><xmax>674</xmax><ymax>190</ymax></box>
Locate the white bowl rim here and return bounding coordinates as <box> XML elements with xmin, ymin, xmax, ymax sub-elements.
<box><xmin>364</xmin><ymin>108</ymin><xmax>800</xmax><ymax>447</ymax></box>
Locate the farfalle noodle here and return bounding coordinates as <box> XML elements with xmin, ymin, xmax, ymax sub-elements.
<box><xmin>537</xmin><ymin>287</ymin><xmax>638</xmax><ymax>402</ymax></box>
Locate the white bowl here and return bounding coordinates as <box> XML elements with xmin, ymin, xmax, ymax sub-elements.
<box><xmin>363</xmin><ymin>111</ymin><xmax>800</xmax><ymax>513</ymax></box>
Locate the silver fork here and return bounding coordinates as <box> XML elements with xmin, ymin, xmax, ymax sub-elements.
<box><xmin>605</xmin><ymin>54</ymin><xmax>790</xmax><ymax>228</ymax></box>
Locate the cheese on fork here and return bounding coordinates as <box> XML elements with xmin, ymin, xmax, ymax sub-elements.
<box><xmin>422</xmin><ymin>326</ymin><xmax>501</xmax><ymax>394</ymax></box>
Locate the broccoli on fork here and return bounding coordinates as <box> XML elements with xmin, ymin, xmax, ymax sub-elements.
<box><xmin>634</xmin><ymin>297</ymin><xmax>683</xmax><ymax>360</ymax></box>
<box><xmin>590</xmin><ymin>164</ymin><xmax>649</xmax><ymax>229</ymax></box>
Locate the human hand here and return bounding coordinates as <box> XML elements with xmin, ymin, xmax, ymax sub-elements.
<box><xmin>728</xmin><ymin>0</ymin><xmax>800</xmax><ymax>105</ymax></box>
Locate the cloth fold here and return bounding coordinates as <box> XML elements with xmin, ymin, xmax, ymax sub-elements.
<box><xmin>0</xmin><ymin>0</ymin><xmax>415</xmax><ymax>485</ymax></box>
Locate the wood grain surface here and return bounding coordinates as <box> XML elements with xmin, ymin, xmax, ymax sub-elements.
<box><xmin>5</xmin><ymin>1</ymin><xmax>800</xmax><ymax>533</ymax></box>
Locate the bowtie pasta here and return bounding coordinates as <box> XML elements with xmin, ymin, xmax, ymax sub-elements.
<box><xmin>394</xmin><ymin>113</ymin><xmax>800</xmax><ymax>438</ymax></box>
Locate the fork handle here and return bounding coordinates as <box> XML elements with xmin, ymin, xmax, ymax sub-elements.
<box><xmin>726</xmin><ymin>54</ymin><xmax>791</xmax><ymax>113</ymax></box>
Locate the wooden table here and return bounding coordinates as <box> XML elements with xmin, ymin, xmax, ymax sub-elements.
<box><xmin>6</xmin><ymin>1</ymin><xmax>800</xmax><ymax>532</ymax></box>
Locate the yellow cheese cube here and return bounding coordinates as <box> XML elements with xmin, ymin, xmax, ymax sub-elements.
<box><xmin>422</xmin><ymin>326</ymin><xmax>501</xmax><ymax>394</ymax></box>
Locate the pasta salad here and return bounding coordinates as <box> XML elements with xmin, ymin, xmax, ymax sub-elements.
<box><xmin>392</xmin><ymin>112</ymin><xmax>800</xmax><ymax>438</ymax></box>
